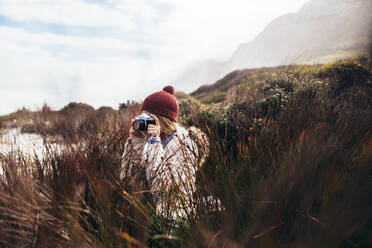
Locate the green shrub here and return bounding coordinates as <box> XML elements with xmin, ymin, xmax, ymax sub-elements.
<box><xmin>201</xmin><ymin>92</ymin><xmax>227</xmax><ymax>104</ymax></box>
<box><xmin>318</xmin><ymin>60</ymin><xmax>371</xmax><ymax>93</ymax></box>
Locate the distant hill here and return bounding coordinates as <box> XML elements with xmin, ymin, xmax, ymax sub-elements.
<box><xmin>175</xmin><ymin>0</ymin><xmax>372</xmax><ymax>90</ymax></box>
<box><xmin>190</xmin><ymin>66</ymin><xmax>293</xmax><ymax>99</ymax></box>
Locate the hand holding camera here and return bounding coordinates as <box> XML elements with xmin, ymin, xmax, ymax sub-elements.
<box><xmin>130</xmin><ymin>113</ymin><xmax>160</xmax><ymax>138</ymax></box>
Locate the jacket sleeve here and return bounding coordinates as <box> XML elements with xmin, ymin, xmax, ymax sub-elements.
<box><xmin>120</xmin><ymin>136</ymin><xmax>147</xmax><ymax>180</ymax></box>
<box><xmin>144</xmin><ymin>134</ymin><xmax>199</xmax><ymax>216</ymax></box>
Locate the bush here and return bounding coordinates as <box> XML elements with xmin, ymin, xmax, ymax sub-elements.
<box><xmin>318</xmin><ymin>60</ymin><xmax>371</xmax><ymax>93</ymax></box>
<box><xmin>201</xmin><ymin>92</ymin><xmax>227</xmax><ymax>104</ymax></box>
<box><xmin>0</xmin><ymin>59</ymin><xmax>371</xmax><ymax>247</ymax></box>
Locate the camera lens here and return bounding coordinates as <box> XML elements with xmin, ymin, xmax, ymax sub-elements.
<box><xmin>133</xmin><ymin>120</ymin><xmax>140</xmax><ymax>131</ymax></box>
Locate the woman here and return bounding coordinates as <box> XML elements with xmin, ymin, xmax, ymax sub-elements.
<box><xmin>120</xmin><ymin>85</ymin><xmax>209</xmax><ymax>221</ymax></box>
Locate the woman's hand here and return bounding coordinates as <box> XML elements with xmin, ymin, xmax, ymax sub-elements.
<box><xmin>146</xmin><ymin>114</ymin><xmax>161</xmax><ymax>138</ymax></box>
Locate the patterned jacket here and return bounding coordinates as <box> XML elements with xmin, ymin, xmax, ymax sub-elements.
<box><xmin>120</xmin><ymin>124</ymin><xmax>209</xmax><ymax>220</ymax></box>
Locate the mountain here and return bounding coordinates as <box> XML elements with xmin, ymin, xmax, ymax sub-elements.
<box><xmin>175</xmin><ymin>0</ymin><xmax>372</xmax><ymax>91</ymax></box>
<box><xmin>173</xmin><ymin>60</ymin><xmax>224</xmax><ymax>93</ymax></box>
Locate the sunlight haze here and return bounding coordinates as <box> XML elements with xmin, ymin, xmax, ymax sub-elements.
<box><xmin>0</xmin><ymin>0</ymin><xmax>310</xmax><ymax>115</ymax></box>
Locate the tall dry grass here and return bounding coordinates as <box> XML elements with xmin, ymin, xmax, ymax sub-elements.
<box><xmin>0</xmin><ymin>59</ymin><xmax>371</xmax><ymax>247</ymax></box>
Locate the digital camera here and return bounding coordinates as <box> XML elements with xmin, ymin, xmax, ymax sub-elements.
<box><xmin>132</xmin><ymin>113</ymin><xmax>156</xmax><ymax>131</ymax></box>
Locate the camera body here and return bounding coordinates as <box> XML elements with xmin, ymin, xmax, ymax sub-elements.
<box><xmin>133</xmin><ymin>113</ymin><xmax>156</xmax><ymax>131</ymax></box>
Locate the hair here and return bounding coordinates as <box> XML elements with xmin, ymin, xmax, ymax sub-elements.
<box><xmin>156</xmin><ymin>114</ymin><xmax>177</xmax><ymax>139</ymax></box>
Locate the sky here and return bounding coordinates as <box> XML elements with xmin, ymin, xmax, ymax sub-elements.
<box><xmin>0</xmin><ymin>0</ymin><xmax>310</xmax><ymax>115</ymax></box>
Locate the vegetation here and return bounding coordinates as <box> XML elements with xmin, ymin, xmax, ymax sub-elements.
<box><xmin>0</xmin><ymin>58</ymin><xmax>371</xmax><ymax>247</ymax></box>
<box><xmin>0</xmin><ymin>108</ymin><xmax>33</xmax><ymax>131</ymax></box>
<box><xmin>200</xmin><ymin>92</ymin><xmax>226</xmax><ymax>104</ymax></box>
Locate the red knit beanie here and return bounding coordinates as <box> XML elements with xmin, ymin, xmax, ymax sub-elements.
<box><xmin>141</xmin><ymin>85</ymin><xmax>179</xmax><ymax>122</ymax></box>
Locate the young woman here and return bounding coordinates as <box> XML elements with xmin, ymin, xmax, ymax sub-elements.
<box><xmin>120</xmin><ymin>86</ymin><xmax>209</xmax><ymax>221</ymax></box>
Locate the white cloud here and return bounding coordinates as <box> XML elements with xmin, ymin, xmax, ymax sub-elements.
<box><xmin>0</xmin><ymin>0</ymin><xmax>311</xmax><ymax>115</ymax></box>
<box><xmin>0</xmin><ymin>26</ymin><xmax>153</xmax><ymax>60</ymax></box>
<box><xmin>0</xmin><ymin>27</ymin><xmax>172</xmax><ymax>114</ymax></box>
<box><xmin>0</xmin><ymin>0</ymin><xmax>135</xmax><ymax>30</ymax></box>
<box><xmin>0</xmin><ymin>0</ymin><xmax>310</xmax><ymax>62</ymax></box>
<box><xmin>114</xmin><ymin>0</ymin><xmax>160</xmax><ymax>23</ymax></box>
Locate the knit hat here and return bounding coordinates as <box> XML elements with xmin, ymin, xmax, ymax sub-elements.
<box><xmin>141</xmin><ymin>85</ymin><xmax>179</xmax><ymax>122</ymax></box>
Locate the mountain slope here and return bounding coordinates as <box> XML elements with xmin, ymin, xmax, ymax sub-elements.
<box><xmin>175</xmin><ymin>0</ymin><xmax>372</xmax><ymax>90</ymax></box>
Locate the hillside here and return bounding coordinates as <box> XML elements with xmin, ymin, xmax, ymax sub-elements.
<box><xmin>190</xmin><ymin>65</ymin><xmax>299</xmax><ymax>100</ymax></box>
<box><xmin>1</xmin><ymin>58</ymin><xmax>371</xmax><ymax>247</ymax></box>
<box><xmin>175</xmin><ymin>0</ymin><xmax>372</xmax><ymax>89</ymax></box>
